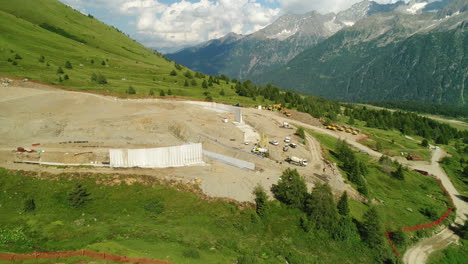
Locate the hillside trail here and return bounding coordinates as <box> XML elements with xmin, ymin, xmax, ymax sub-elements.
<box><xmin>244</xmin><ymin>109</ymin><xmax>467</xmax><ymax>263</ymax></box>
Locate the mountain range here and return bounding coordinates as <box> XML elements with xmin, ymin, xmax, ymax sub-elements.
<box><xmin>168</xmin><ymin>0</ymin><xmax>468</xmax><ymax>105</ymax></box>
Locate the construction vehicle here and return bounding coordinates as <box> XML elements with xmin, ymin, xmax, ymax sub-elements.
<box><xmin>346</xmin><ymin>128</ymin><xmax>352</xmax><ymax>133</ymax></box>
<box><xmin>283</xmin><ymin>111</ymin><xmax>291</xmax><ymax>117</ymax></box>
<box><xmin>338</xmin><ymin>126</ymin><xmax>345</xmax><ymax>131</ymax></box>
<box><xmin>352</xmin><ymin>130</ymin><xmax>359</xmax><ymax>135</ymax></box>
<box><xmin>273</xmin><ymin>104</ymin><xmax>282</xmax><ymax>111</ymax></box>
<box><xmin>251</xmin><ymin>146</ymin><xmax>268</xmax><ymax>157</ymax></box>
<box><xmin>281</xmin><ymin>122</ymin><xmax>293</xmax><ymax>129</ymax></box>
<box><xmin>286</xmin><ymin>156</ymin><xmax>308</xmax><ymax>166</ymax></box>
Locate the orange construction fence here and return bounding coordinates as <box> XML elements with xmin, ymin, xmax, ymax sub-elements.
<box><xmin>0</xmin><ymin>249</ymin><xmax>171</xmax><ymax>264</ymax></box>
<box><xmin>385</xmin><ymin>175</ymin><xmax>455</xmax><ymax>258</ymax></box>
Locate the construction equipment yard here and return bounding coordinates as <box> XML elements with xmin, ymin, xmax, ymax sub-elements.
<box><xmin>0</xmin><ymin>79</ymin><xmax>361</xmax><ymax>201</ymax></box>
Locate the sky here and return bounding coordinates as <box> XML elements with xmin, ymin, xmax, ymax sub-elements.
<box><xmin>58</xmin><ymin>0</ymin><xmax>404</xmax><ymax>53</ymax></box>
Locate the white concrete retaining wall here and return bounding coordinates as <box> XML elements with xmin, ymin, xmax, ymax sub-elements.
<box><xmin>203</xmin><ymin>150</ymin><xmax>255</xmax><ymax>170</ymax></box>
<box><xmin>110</xmin><ymin>143</ymin><xmax>203</xmax><ymax>168</ymax></box>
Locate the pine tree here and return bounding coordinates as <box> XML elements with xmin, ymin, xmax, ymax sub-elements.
<box><xmin>337</xmin><ymin>191</ymin><xmax>349</xmax><ymax>216</ymax></box>
<box><xmin>101</xmin><ymin>60</ymin><xmax>106</xmax><ymax>66</ymax></box>
<box><xmin>23</xmin><ymin>199</ymin><xmax>36</xmax><ymax>212</ymax></box>
<box><xmin>421</xmin><ymin>139</ymin><xmax>429</xmax><ymax>147</ymax></box>
<box><xmin>14</xmin><ymin>54</ymin><xmax>22</xmax><ymax>60</ymax></box>
<box><xmin>191</xmin><ymin>79</ymin><xmax>197</xmax><ymax>86</ymax></box>
<box><xmin>68</xmin><ymin>184</ymin><xmax>91</xmax><ymax>208</ymax></box>
<box><xmin>170</xmin><ymin>70</ymin><xmax>177</xmax><ymax>76</ymax></box>
<box><xmin>126</xmin><ymin>85</ymin><xmax>136</xmax><ymax>94</ymax></box>
<box><xmin>361</xmin><ymin>207</ymin><xmax>383</xmax><ymax>248</ymax></box>
<box><xmin>304</xmin><ymin>183</ymin><xmax>338</xmax><ymax>231</ymax></box>
<box><xmin>160</xmin><ymin>89</ymin><xmax>165</xmax><ymax>96</ymax></box>
<box><xmin>64</xmin><ymin>60</ymin><xmax>73</xmax><ymax>69</ymax></box>
<box><xmin>96</xmin><ymin>74</ymin><xmax>107</xmax><ymax>84</ymax></box>
<box><xmin>91</xmin><ymin>73</ymin><xmax>97</xmax><ymax>82</ymax></box>
<box><xmin>167</xmin><ymin>89</ymin><xmax>173</xmax><ymax>95</ymax></box>
<box><xmin>149</xmin><ymin>88</ymin><xmax>155</xmax><ymax>96</ymax></box>
<box><xmin>57</xmin><ymin>66</ymin><xmax>64</xmax><ymax>74</ymax></box>
<box><xmin>392</xmin><ymin>164</ymin><xmax>405</xmax><ymax>180</ymax></box>
<box><xmin>220</xmin><ymin>89</ymin><xmax>225</xmax><ymax>96</ymax></box>
<box><xmin>271</xmin><ymin>168</ymin><xmax>308</xmax><ymax>210</ymax></box>
<box><xmin>253</xmin><ymin>185</ymin><xmax>268</xmax><ymax>219</ymax></box>
<box><xmin>63</xmin><ymin>74</ymin><xmax>69</xmax><ymax>80</ymax></box>
<box><xmin>38</xmin><ymin>55</ymin><xmax>45</xmax><ymax>63</ymax></box>
<box><xmin>202</xmin><ymin>80</ymin><xmax>208</xmax><ymax>89</ymax></box>
<box><xmin>184</xmin><ymin>80</ymin><xmax>189</xmax><ymax>86</ymax></box>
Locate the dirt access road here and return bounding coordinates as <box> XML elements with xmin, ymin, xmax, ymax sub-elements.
<box><xmin>402</xmin><ymin>148</ymin><xmax>468</xmax><ymax>264</ymax></box>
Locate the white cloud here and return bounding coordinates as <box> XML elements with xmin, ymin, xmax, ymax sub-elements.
<box><xmin>120</xmin><ymin>0</ymin><xmax>280</xmax><ymax>49</ymax></box>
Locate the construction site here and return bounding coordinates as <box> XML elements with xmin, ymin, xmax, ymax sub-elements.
<box><xmin>0</xmin><ymin>78</ymin><xmax>363</xmax><ymax>202</ymax></box>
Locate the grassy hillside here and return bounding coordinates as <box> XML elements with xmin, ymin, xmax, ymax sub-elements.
<box><xmin>0</xmin><ymin>0</ymin><xmax>259</xmax><ymax>105</ymax></box>
<box><xmin>0</xmin><ymin>164</ymin><xmax>451</xmax><ymax>263</ymax></box>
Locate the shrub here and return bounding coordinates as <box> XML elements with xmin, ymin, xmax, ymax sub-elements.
<box><xmin>38</xmin><ymin>56</ymin><xmax>45</xmax><ymax>63</ymax></box>
<box><xmin>184</xmin><ymin>70</ymin><xmax>193</xmax><ymax>79</ymax></box>
<box><xmin>96</xmin><ymin>74</ymin><xmax>107</xmax><ymax>84</ymax></box>
<box><xmin>64</xmin><ymin>60</ymin><xmax>73</xmax><ymax>69</ymax></box>
<box><xmin>237</xmin><ymin>255</ymin><xmax>258</xmax><ymax>264</ymax></box>
<box><xmin>144</xmin><ymin>200</ymin><xmax>165</xmax><ymax>214</ymax></box>
<box><xmin>149</xmin><ymin>88</ymin><xmax>155</xmax><ymax>96</ymax></box>
<box><xmin>174</xmin><ymin>62</ymin><xmax>183</xmax><ymax>70</ymax></box>
<box><xmin>182</xmin><ymin>248</ymin><xmax>200</xmax><ymax>259</ymax></box>
<box><xmin>68</xmin><ymin>184</ymin><xmax>91</xmax><ymax>208</ymax></box>
<box><xmin>126</xmin><ymin>85</ymin><xmax>136</xmax><ymax>94</ymax></box>
<box><xmin>170</xmin><ymin>70</ymin><xmax>177</xmax><ymax>76</ymax></box>
<box><xmin>419</xmin><ymin>207</ymin><xmax>438</xmax><ymax>220</ymax></box>
<box><xmin>295</xmin><ymin>127</ymin><xmax>306</xmax><ymax>143</ymax></box>
<box><xmin>253</xmin><ymin>185</ymin><xmax>268</xmax><ymax>218</ymax></box>
<box><xmin>421</xmin><ymin>139</ymin><xmax>429</xmax><ymax>147</ymax></box>
<box><xmin>23</xmin><ymin>199</ymin><xmax>36</xmax><ymax>212</ymax></box>
<box><xmin>14</xmin><ymin>54</ymin><xmax>22</xmax><ymax>60</ymax></box>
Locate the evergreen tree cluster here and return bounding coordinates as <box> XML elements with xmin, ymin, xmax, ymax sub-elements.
<box><xmin>347</xmin><ymin>107</ymin><xmax>467</xmax><ymax>144</ymax></box>
<box><xmin>231</xmin><ymin>80</ymin><xmax>340</xmax><ymax>119</ymax></box>
<box><xmin>335</xmin><ymin>140</ymin><xmax>369</xmax><ymax>195</ymax></box>
<box><xmin>271</xmin><ymin>169</ymin><xmax>387</xmax><ymax>257</ymax></box>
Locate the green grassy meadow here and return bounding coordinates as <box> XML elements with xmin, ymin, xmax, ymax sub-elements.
<box><xmin>307</xmin><ymin>130</ymin><xmax>450</xmax><ymax>229</ymax></box>
<box><xmin>0</xmin><ymin>168</ymin><xmax>381</xmax><ymax>264</ymax></box>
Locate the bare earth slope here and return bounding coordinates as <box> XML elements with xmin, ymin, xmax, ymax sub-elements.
<box><xmin>0</xmin><ymin>79</ymin><xmax>357</xmax><ymax>202</ymax></box>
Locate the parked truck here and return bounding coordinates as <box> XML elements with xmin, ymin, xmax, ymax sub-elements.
<box><xmin>252</xmin><ymin>146</ymin><xmax>269</xmax><ymax>157</ymax></box>
<box><xmin>286</xmin><ymin>156</ymin><xmax>308</xmax><ymax>166</ymax></box>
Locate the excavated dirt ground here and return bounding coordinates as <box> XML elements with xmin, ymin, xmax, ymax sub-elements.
<box><xmin>0</xmin><ymin>80</ymin><xmax>360</xmax><ymax>201</ymax></box>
